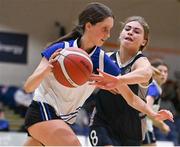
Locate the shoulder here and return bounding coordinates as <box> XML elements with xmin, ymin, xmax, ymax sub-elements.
<box><xmin>132</xmin><ymin>55</ymin><xmax>151</xmax><ymax>70</ymax></box>
<box><xmin>134</xmin><ymin>53</ymin><xmax>150</xmax><ymax>64</ymax></box>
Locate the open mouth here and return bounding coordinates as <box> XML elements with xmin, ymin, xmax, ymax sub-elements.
<box><xmin>125</xmin><ymin>37</ymin><xmax>133</xmax><ymax>42</ymax></box>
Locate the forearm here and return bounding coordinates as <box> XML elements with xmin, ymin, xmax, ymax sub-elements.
<box><xmin>24</xmin><ymin>57</ymin><xmax>52</xmax><ymax>93</ymax></box>
<box><xmin>118</xmin><ymin>85</ymin><xmax>157</xmax><ymax>117</ymax></box>
<box><xmin>117</xmin><ymin>66</ymin><xmax>152</xmax><ymax>85</ymax></box>
<box><xmin>130</xmin><ymin>95</ymin><xmax>157</xmax><ymax>117</ymax></box>
<box><xmin>23</xmin><ymin>69</ymin><xmax>47</xmax><ymax>93</ymax></box>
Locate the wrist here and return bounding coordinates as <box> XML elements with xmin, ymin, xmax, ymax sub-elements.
<box><xmin>147</xmin><ymin>109</ymin><xmax>157</xmax><ymax>119</ymax></box>
<box><xmin>117</xmin><ymin>76</ymin><xmax>124</xmax><ymax>85</ymax></box>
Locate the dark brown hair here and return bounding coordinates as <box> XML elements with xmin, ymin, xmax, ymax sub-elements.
<box><xmin>48</xmin><ymin>2</ymin><xmax>114</xmax><ymax>46</ymax></box>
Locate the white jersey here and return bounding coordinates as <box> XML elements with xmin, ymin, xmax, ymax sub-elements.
<box><xmin>33</xmin><ymin>38</ymin><xmax>120</xmax><ymax>124</ymax></box>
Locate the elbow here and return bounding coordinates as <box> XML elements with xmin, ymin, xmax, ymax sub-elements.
<box><xmin>23</xmin><ymin>84</ymin><xmax>33</xmax><ymax>93</ymax></box>
<box><xmin>145</xmin><ymin>66</ymin><xmax>153</xmax><ymax>81</ymax></box>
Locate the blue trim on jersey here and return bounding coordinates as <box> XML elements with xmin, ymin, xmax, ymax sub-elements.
<box><xmin>90</xmin><ymin>47</ymin><xmax>120</xmax><ymax>76</ymax></box>
<box><xmin>60</xmin><ymin>110</ymin><xmax>79</xmax><ymax>117</ymax></box>
<box><xmin>41</xmin><ymin>42</ymin><xmax>65</xmax><ymax>60</ymax></box>
<box><xmin>66</xmin><ymin>115</ymin><xmax>77</xmax><ymax>122</ymax></box>
<box><xmin>103</xmin><ymin>54</ymin><xmax>120</xmax><ymax>76</ymax></box>
<box><xmin>147</xmin><ymin>84</ymin><xmax>160</xmax><ymax>101</ymax></box>
<box><xmin>68</xmin><ymin>40</ymin><xmax>74</xmax><ymax>47</ymax></box>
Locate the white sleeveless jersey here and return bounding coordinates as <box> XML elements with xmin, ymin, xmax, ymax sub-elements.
<box><xmin>33</xmin><ymin>38</ymin><xmax>120</xmax><ymax>124</ymax></box>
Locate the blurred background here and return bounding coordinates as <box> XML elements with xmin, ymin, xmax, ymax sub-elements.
<box><xmin>0</xmin><ymin>0</ymin><xmax>179</xmax><ymax>145</ymax></box>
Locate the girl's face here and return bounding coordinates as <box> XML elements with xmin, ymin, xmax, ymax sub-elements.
<box><xmin>119</xmin><ymin>21</ymin><xmax>147</xmax><ymax>52</ymax></box>
<box><xmin>157</xmin><ymin>65</ymin><xmax>168</xmax><ymax>85</ymax></box>
<box><xmin>85</xmin><ymin>17</ymin><xmax>114</xmax><ymax>47</ymax></box>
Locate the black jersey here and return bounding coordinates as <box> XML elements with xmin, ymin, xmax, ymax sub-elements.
<box><xmin>91</xmin><ymin>51</ymin><xmax>148</xmax><ymax>143</ymax></box>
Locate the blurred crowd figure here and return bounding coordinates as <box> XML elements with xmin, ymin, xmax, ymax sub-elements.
<box><xmin>0</xmin><ymin>103</ymin><xmax>9</xmax><ymax>131</ymax></box>
<box><xmin>154</xmin><ymin>79</ymin><xmax>180</xmax><ymax>145</ymax></box>
<box><xmin>0</xmin><ymin>85</ymin><xmax>33</xmax><ymax>131</ymax></box>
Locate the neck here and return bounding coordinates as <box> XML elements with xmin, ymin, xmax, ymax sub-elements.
<box><xmin>80</xmin><ymin>36</ymin><xmax>95</xmax><ymax>53</ymax></box>
<box><xmin>119</xmin><ymin>46</ymin><xmax>138</xmax><ymax>64</ymax></box>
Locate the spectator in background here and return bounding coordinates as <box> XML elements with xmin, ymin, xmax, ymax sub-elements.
<box><xmin>173</xmin><ymin>81</ymin><xmax>180</xmax><ymax>145</ymax></box>
<box><xmin>142</xmin><ymin>59</ymin><xmax>171</xmax><ymax>146</ymax></box>
<box><xmin>14</xmin><ymin>88</ymin><xmax>33</xmax><ymax>117</ymax></box>
<box><xmin>153</xmin><ymin>70</ymin><xmax>178</xmax><ymax>145</ymax></box>
<box><xmin>172</xmin><ymin>80</ymin><xmax>180</xmax><ymax>145</ymax></box>
<box><xmin>0</xmin><ymin>103</ymin><xmax>9</xmax><ymax>131</ymax></box>
<box><xmin>0</xmin><ymin>85</ymin><xmax>18</xmax><ymax>109</ymax></box>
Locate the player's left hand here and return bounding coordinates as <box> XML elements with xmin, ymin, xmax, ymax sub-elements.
<box><xmin>89</xmin><ymin>69</ymin><xmax>119</xmax><ymax>90</ymax></box>
<box><xmin>154</xmin><ymin>109</ymin><xmax>174</xmax><ymax>122</ymax></box>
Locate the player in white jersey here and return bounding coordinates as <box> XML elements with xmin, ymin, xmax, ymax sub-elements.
<box><xmin>23</xmin><ymin>2</ymin><xmax>120</xmax><ymax>146</ymax></box>
<box><xmin>142</xmin><ymin>59</ymin><xmax>170</xmax><ymax>146</ymax></box>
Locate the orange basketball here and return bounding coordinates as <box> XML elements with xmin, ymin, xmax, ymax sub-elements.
<box><xmin>52</xmin><ymin>47</ymin><xmax>93</xmax><ymax>87</ymax></box>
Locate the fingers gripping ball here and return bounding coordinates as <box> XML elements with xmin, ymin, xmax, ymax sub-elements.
<box><xmin>52</xmin><ymin>47</ymin><xmax>93</xmax><ymax>87</ymax></box>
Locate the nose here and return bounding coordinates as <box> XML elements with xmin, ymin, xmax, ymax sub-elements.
<box><xmin>107</xmin><ymin>31</ymin><xmax>110</xmax><ymax>38</ymax></box>
<box><xmin>127</xmin><ymin>29</ymin><xmax>133</xmax><ymax>36</ymax></box>
<box><xmin>104</xmin><ymin>31</ymin><xmax>110</xmax><ymax>39</ymax></box>
<box><xmin>161</xmin><ymin>72</ymin><xmax>166</xmax><ymax>77</ymax></box>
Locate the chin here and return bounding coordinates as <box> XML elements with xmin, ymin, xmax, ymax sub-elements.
<box><xmin>97</xmin><ymin>42</ymin><xmax>104</xmax><ymax>47</ymax></box>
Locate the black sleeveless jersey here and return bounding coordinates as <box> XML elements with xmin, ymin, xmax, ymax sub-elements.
<box><xmin>92</xmin><ymin>51</ymin><xmax>148</xmax><ymax>141</ymax></box>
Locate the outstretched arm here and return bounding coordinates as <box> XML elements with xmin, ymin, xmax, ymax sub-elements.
<box><xmin>117</xmin><ymin>84</ymin><xmax>173</xmax><ymax>122</ymax></box>
<box><xmin>117</xmin><ymin>57</ymin><xmax>152</xmax><ymax>85</ymax></box>
<box><xmin>89</xmin><ymin>71</ymin><xmax>174</xmax><ymax>122</ymax></box>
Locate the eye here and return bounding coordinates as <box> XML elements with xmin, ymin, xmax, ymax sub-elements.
<box><xmin>134</xmin><ymin>29</ymin><xmax>141</xmax><ymax>34</ymax></box>
<box><xmin>124</xmin><ymin>26</ymin><xmax>131</xmax><ymax>31</ymax></box>
<box><xmin>102</xmin><ymin>27</ymin><xmax>110</xmax><ymax>34</ymax></box>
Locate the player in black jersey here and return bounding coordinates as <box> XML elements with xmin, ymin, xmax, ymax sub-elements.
<box><xmin>89</xmin><ymin>16</ymin><xmax>173</xmax><ymax>146</ymax></box>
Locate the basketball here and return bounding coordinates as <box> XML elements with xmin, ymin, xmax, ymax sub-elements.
<box><xmin>52</xmin><ymin>47</ymin><xmax>93</xmax><ymax>87</ymax></box>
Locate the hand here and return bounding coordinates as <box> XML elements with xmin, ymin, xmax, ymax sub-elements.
<box><xmin>89</xmin><ymin>69</ymin><xmax>119</xmax><ymax>90</ymax></box>
<box><xmin>154</xmin><ymin>109</ymin><xmax>174</xmax><ymax>122</ymax></box>
<box><xmin>49</xmin><ymin>48</ymin><xmax>62</xmax><ymax>65</ymax></box>
<box><xmin>42</xmin><ymin>49</ymin><xmax>62</xmax><ymax>77</ymax></box>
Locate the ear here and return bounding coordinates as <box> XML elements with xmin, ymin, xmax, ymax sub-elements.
<box><xmin>141</xmin><ymin>39</ymin><xmax>147</xmax><ymax>46</ymax></box>
<box><xmin>85</xmin><ymin>22</ymin><xmax>92</xmax><ymax>31</ymax></box>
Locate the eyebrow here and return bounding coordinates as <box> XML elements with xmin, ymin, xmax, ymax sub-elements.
<box><xmin>126</xmin><ymin>25</ymin><xmax>142</xmax><ymax>31</ymax></box>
